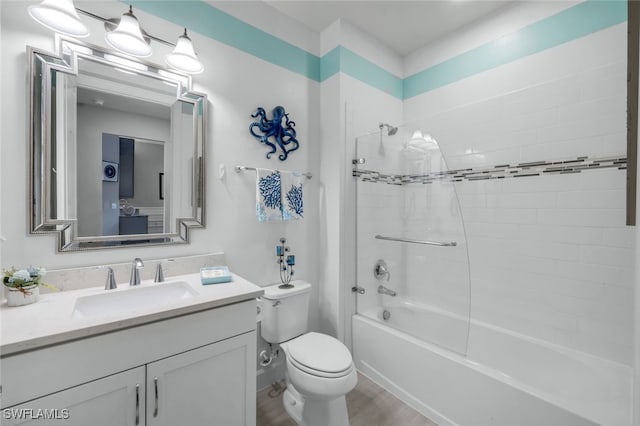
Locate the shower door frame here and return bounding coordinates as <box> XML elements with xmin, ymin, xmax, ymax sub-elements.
<box><xmin>350</xmin><ymin>124</ymin><xmax>473</xmax><ymax>357</ymax></box>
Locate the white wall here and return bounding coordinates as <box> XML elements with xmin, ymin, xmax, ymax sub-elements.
<box><xmin>0</xmin><ymin>1</ymin><xmax>320</xmax><ymax>313</ymax></box>
<box><xmin>131</xmin><ymin>141</ymin><xmax>164</xmax><ymax>209</ymax></box>
<box><xmin>76</xmin><ymin>104</ymin><xmax>170</xmax><ymax>236</ymax></box>
<box><xmin>404</xmin><ymin>4</ymin><xmax>632</xmax><ymax>364</ymax></box>
<box><xmin>318</xmin><ymin>20</ymin><xmax>403</xmax><ymax>342</ymax></box>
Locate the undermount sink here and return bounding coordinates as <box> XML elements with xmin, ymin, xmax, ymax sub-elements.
<box><xmin>72</xmin><ymin>281</ymin><xmax>198</xmax><ymax>319</ymax></box>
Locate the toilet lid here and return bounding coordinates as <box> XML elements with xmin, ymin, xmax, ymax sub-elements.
<box><xmin>286</xmin><ymin>332</ymin><xmax>353</xmax><ymax>375</ymax></box>
<box><xmin>262</xmin><ymin>281</ymin><xmax>311</xmax><ymax>300</ymax></box>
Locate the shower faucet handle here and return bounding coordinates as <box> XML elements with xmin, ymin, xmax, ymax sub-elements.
<box><xmin>373</xmin><ymin>259</ymin><xmax>391</xmax><ymax>281</ymax></box>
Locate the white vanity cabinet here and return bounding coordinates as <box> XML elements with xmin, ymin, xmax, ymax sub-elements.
<box><xmin>147</xmin><ymin>332</ymin><xmax>254</xmax><ymax>426</ymax></box>
<box><xmin>1</xmin><ymin>299</ymin><xmax>257</xmax><ymax>426</ymax></box>
<box><xmin>2</xmin><ymin>367</ymin><xmax>146</xmax><ymax>426</ymax></box>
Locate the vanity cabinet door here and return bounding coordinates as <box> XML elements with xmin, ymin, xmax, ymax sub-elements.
<box><xmin>146</xmin><ymin>331</ymin><xmax>256</xmax><ymax>426</ymax></box>
<box><xmin>2</xmin><ymin>366</ymin><xmax>145</xmax><ymax>426</ymax></box>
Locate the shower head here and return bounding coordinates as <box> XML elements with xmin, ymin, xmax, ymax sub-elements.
<box><xmin>379</xmin><ymin>123</ymin><xmax>398</xmax><ymax>136</ymax></box>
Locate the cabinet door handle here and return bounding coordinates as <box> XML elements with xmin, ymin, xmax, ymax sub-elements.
<box><xmin>153</xmin><ymin>376</ymin><xmax>159</xmax><ymax>418</ymax></box>
<box><xmin>135</xmin><ymin>384</ymin><xmax>140</xmax><ymax>426</ymax></box>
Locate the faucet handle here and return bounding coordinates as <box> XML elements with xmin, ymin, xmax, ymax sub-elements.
<box><xmin>374</xmin><ymin>259</ymin><xmax>391</xmax><ymax>281</ymax></box>
<box><xmin>104</xmin><ymin>267</ymin><xmax>117</xmax><ymax>290</ymax></box>
<box><xmin>154</xmin><ymin>262</ymin><xmax>165</xmax><ymax>283</ymax></box>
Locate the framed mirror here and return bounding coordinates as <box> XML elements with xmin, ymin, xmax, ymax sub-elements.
<box><xmin>28</xmin><ymin>36</ymin><xmax>207</xmax><ymax>251</ymax></box>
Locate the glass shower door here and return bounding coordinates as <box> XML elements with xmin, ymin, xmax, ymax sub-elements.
<box><xmin>354</xmin><ymin>125</ymin><xmax>471</xmax><ymax>355</ymax></box>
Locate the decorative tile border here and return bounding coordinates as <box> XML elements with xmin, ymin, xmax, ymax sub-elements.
<box><xmin>353</xmin><ymin>155</ymin><xmax>627</xmax><ymax>185</ymax></box>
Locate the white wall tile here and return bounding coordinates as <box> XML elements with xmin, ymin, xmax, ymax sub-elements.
<box><xmin>579</xmin><ymin>61</ymin><xmax>627</xmax><ymax>102</ymax></box>
<box><xmin>600</xmin><ymin>228</ymin><xmax>636</xmax><ymax>248</ymax></box>
<box><xmin>556</xmin><ymin>190</ymin><xmax>625</xmax><ymax>209</ymax></box>
<box><xmin>517</xmin><ymin>224</ymin><xmax>603</xmax><ymax>245</ymax></box>
<box><xmin>580</xmin><ymin>245</ymin><xmax>636</xmax><ymax>268</ymax></box>
<box><xmin>537</xmin><ymin>208</ymin><xmax>625</xmax><ymax>227</ymax></box>
<box><xmin>485</xmin><ymin>192</ymin><xmax>557</xmax><ymax>209</ymax></box>
<box><xmin>555</xmin><ymin>260</ymin><xmax>633</xmax><ymax>287</ymax></box>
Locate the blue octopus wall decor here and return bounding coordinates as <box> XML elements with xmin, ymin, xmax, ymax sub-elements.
<box><xmin>249</xmin><ymin>106</ymin><xmax>299</xmax><ymax>161</ymax></box>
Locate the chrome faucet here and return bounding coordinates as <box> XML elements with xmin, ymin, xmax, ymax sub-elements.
<box><xmin>129</xmin><ymin>258</ymin><xmax>144</xmax><ymax>286</ymax></box>
<box><xmin>154</xmin><ymin>262</ymin><xmax>165</xmax><ymax>283</ymax></box>
<box><xmin>104</xmin><ymin>267</ymin><xmax>117</xmax><ymax>290</ymax></box>
<box><xmin>377</xmin><ymin>285</ymin><xmax>397</xmax><ymax>297</ymax></box>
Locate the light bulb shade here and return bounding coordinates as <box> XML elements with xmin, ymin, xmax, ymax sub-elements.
<box><xmin>409</xmin><ymin>130</ymin><xmax>439</xmax><ymax>151</ymax></box>
<box><xmin>28</xmin><ymin>0</ymin><xmax>89</xmax><ymax>37</ymax></box>
<box><xmin>165</xmin><ymin>32</ymin><xmax>204</xmax><ymax>74</ymax></box>
<box><xmin>410</xmin><ymin>130</ymin><xmax>424</xmax><ymax>141</ymax></box>
<box><xmin>105</xmin><ymin>11</ymin><xmax>151</xmax><ymax>57</ymax></box>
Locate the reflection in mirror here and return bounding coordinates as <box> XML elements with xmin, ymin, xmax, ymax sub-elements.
<box><xmin>29</xmin><ymin>37</ymin><xmax>206</xmax><ymax>251</ymax></box>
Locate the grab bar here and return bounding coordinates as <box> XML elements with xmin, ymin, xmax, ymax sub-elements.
<box><xmin>375</xmin><ymin>235</ymin><xmax>457</xmax><ymax>247</ymax></box>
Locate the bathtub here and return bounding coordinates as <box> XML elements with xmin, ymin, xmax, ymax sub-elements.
<box><xmin>353</xmin><ymin>300</ymin><xmax>633</xmax><ymax>426</ymax></box>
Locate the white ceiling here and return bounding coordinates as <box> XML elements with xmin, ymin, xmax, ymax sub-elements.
<box><xmin>77</xmin><ymin>87</ymin><xmax>171</xmax><ymax>120</ymax></box>
<box><xmin>263</xmin><ymin>0</ymin><xmax>512</xmax><ymax>56</ymax></box>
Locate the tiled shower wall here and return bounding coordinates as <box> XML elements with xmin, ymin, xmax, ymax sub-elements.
<box><xmin>402</xmin><ymin>10</ymin><xmax>633</xmax><ymax>364</ymax></box>
<box><xmin>457</xmin><ymin>170</ymin><xmax>632</xmax><ymax>363</ymax></box>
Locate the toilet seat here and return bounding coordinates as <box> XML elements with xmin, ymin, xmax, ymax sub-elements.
<box><xmin>288</xmin><ymin>354</ymin><xmax>354</xmax><ymax>378</ymax></box>
<box><xmin>284</xmin><ymin>332</ymin><xmax>354</xmax><ymax>378</ymax></box>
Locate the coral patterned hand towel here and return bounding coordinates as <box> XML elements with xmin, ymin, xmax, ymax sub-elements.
<box><xmin>281</xmin><ymin>171</ymin><xmax>304</xmax><ymax>220</ymax></box>
<box><xmin>257</xmin><ymin>169</ymin><xmax>282</xmax><ymax>222</ymax></box>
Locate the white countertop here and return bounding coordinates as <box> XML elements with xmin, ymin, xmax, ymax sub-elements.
<box><xmin>0</xmin><ymin>273</ymin><xmax>264</xmax><ymax>356</ymax></box>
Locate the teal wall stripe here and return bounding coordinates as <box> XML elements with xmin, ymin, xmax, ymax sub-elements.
<box><xmin>338</xmin><ymin>47</ymin><xmax>403</xmax><ymax>99</ymax></box>
<box><xmin>128</xmin><ymin>0</ymin><xmax>321</xmax><ymax>81</ymax></box>
<box><xmin>320</xmin><ymin>46</ymin><xmax>341</xmax><ymax>82</ymax></box>
<box><xmin>319</xmin><ymin>47</ymin><xmax>403</xmax><ymax>99</ymax></box>
<box><xmin>129</xmin><ymin>0</ymin><xmax>626</xmax><ymax>100</ymax></box>
<box><xmin>403</xmin><ymin>0</ymin><xmax>628</xmax><ymax>99</ymax></box>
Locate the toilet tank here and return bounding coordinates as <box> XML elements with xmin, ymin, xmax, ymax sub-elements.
<box><xmin>260</xmin><ymin>280</ymin><xmax>311</xmax><ymax>344</ymax></box>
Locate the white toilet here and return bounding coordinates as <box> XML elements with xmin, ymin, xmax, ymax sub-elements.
<box><xmin>260</xmin><ymin>280</ymin><xmax>357</xmax><ymax>426</ymax></box>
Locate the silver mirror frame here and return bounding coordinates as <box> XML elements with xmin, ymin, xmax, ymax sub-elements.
<box><xmin>28</xmin><ymin>36</ymin><xmax>207</xmax><ymax>252</ymax></box>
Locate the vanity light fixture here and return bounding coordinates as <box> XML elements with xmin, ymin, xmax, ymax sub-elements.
<box><xmin>104</xmin><ymin>5</ymin><xmax>152</xmax><ymax>58</ymax></box>
<box><xmin>29</xmin><ymin>3</ymin><xmax>205</xmax><ymax>74</ymax></box>
<box><xmin>28</xmin><ymin>0</ymin><xmax>89</xmax><ymax>38</ymax></box>
<box><xmin>165</xmin><ymin>29</ymin><xmax>204</xmax><ymax>75</ymax></box>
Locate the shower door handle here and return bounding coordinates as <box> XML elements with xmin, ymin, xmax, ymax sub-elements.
<box><xmin>352</xmin><ymin>286</ymin><xmax>365</xmax><ymax>294</ymax></box>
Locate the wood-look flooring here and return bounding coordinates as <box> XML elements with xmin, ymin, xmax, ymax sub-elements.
<box><xmin>256</xmin><ymin>372</ymin><xmax>437</xmax><ymax>426</ymax></box>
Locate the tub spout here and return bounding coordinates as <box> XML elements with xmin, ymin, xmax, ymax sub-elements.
<box><xmin>377</xmin><ymin>285</ymin><xmax>397</xmax><ymax>297</ymax></box>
